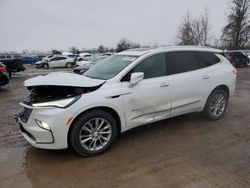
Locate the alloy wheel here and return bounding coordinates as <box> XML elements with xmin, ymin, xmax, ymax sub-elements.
<box><xmin>209</xmin><ymin>93</ymin><xmax>226</xmax><ymax>118</ymax></box>
<box><xmin>79</xmin><ymin>118</ymin><xmax>112</xmax><ymax>151</ymax></box>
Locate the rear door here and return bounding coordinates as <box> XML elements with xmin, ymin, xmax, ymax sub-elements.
<box><xmin>165</xmin><ymin>51</ymin><xmax>209</xmax><ymax>117</ymax></box>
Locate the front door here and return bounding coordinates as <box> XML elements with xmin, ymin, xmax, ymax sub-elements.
<box><xmin>121</xmin><ymin>53</ymin><xmax>171</xmax><ymax>129</ymax></box>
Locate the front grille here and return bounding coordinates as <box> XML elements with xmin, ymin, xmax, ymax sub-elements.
<box><xmin>19</xmin><ymin>108</ymin><xmax>32</xmax><ymax>123</ymax></box>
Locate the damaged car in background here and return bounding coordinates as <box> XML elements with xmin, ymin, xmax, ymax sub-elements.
<box><xmin>73</xmin><ymin>56</ymin><xmax>107</xmax><ymax>74</ymax></box>
<box><xmin>0</xmin><ymin>62</ymin><xmax>10</xmax><ymax>88</ymax></box>
<box><xmin>17</xmin><ymin>46</ymin><xmax>237</xmax><ymax>157</ymax></box>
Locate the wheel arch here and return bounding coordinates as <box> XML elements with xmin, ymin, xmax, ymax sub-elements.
<box><xmin>203</xmin><ymin>84</ymin><xmax>230</xmax><ymax>111</ymax></box>
<box><xmin>67</xmin><ymin>106</ymin><xmax>121</xmax><ymax>148</ymax></box>
<box><xmin>211</xmin><ymin>85</ymin><xmax>230</xmax><ymax>98</ymax></box>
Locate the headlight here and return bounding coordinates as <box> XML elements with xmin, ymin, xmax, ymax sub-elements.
<box><xmin>32</xmin><ymin>96</ymin><xmax>80</xmax><ymax>109</ymax></box>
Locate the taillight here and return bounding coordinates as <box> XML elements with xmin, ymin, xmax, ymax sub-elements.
<box><xmin>232</xmin><ymin>67</ymin><xmax>237</xmax><ymax>74</ymax></box>
<box><xmin>0</xmin><ymin>67</ymin><xmax>6</xmax><ymax>73</ymax></box>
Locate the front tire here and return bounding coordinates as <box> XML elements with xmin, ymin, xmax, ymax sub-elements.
<box><xmin>70</xmin><ymin>110</ymin><xmax>118</xmax><ymax>156</ymax></box>
<box><xmin>66</xmin><ymin>62</ymin><xmax>72</xmax><ymax>68</ymax></box>
<box><xmin>43</xmin><ymin>63</ymin><xmax>49</xmax><ymax>69</ymax></box>
<box><xmin>203</xmin><ymin>89</ymin><xmax>228</xmax><ymax>120</ymax></box>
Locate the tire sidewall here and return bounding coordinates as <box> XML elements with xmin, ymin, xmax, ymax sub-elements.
<box><xmin>70</xmin><ymin>110</ymin><xmax>118</xmax><ymax>156</ymax></box>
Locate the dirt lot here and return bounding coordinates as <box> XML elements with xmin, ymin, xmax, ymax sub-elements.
<box><xmin>0</xmin><ymin>65</ymin><xmax>250</xmax><ymax>188</ymax></box>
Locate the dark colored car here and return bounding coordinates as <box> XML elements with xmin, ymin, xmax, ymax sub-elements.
<box><xmin>73</xmin><ymin>57</ymin><xmax>107</xmax><ymax>74</ymax></box>
<box><xmin>0</xmin><ymin>62</ymin><xmax>10</xmax><ymax>87</ymax></box>
<box><xmin>20</xmin><ymin>56</ymin><xmax>42</xmax><ymax>64</ymax></box>
<box><xmin>0</xmin><ymin>57</ymin><xmax>25</xmax><ymax>78</ymax></box>
<box><xmin>225</xmin><ymin>51</ymin><xmax>249</xmax><ymax>67</ymax></box>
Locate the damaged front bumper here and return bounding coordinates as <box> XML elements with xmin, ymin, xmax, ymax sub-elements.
<box><xmin>17</xmin><ymin>103</ymin><xmax>73</xmax><ymax>150</ymax></box>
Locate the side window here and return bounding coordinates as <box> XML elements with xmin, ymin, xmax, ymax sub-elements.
<box><xmin>196</xmin><ymin>51</ymin><xmax>221</xmax><ymax>66</ymax></box>
<box><xmin>132</xmin><ymin>53</ymin><xmax>166</xmax><ymax>79</ymax></box>
<box><xmin>51</xmin><ymin>57</ymin><xmax>60</xmax><ymax>61</ymax></box>
<box><xmin>58</xmin><ymin>57</ymin><xmax>66</xmax><ymax>60</ymax></box>
<box><xmin>166</xmin><ymin>51</ymin><xmax>201</xmax><ymax>75</ymax></box>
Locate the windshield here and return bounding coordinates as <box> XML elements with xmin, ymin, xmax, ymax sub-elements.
<box><xmin>84</xmin><ymin>55</ymin><xmax>138</xmax><ymax>80</ymax></box>
<box><xmin>92</xmin><ymin>57</ymin><xmax>106</xmax><ymax>65</ymax></box>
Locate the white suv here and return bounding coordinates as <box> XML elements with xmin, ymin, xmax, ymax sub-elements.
<box><xmin>18</xmin><ymin>46</ymin><xmax>237</xmax><ymax>156</ymax></box>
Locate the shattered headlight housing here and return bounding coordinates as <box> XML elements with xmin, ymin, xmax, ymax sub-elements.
<box><xmin>32</xmin><ymin>96</ymin><xmax>80</xmax><ymax>109</ymax></box>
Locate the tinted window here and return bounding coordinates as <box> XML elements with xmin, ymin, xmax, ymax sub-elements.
<box><xmin>50</xmin><ymin>57</ymin><xmax>58</xmax><ymax>61</ymax></box>
<box><xmin>166</xmin><ymin>51</ymin><xmax>200</xmax><ymax>75</ymax></box>
<box><xmin>51</xmin><ymin>57</ymin><xmax>66</xmax><ymax>61</ymax></box>
<box><xmin>133</xmin><ymin>53</ymin><xmax>166</xmax><ymax>79</ymax></box>
<box><xmin>196</xmin><ymin>51</ymin><xmax>221</xmax><ymax>66</ymax></box>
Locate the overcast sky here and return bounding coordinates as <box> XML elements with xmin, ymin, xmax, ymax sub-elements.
<box><xmin>0</xmin><ymin>0</ymin><xmax>229</xmax><ymax>52</ymax></box>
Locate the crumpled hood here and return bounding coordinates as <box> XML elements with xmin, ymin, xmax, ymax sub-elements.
<box><xmin>24</xmin><ymin>72</ymin><xmax>105</xmax><ymax>87</ymax></box>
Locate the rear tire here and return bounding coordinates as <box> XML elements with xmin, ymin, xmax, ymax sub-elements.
<box><xmin>70</xmin><ymin>110</ymin><xmax>118</xmax><ymax>156</ymax></box>
<box><xmin>203</xmin><ymin>89</ymin><xmax>228</xmax><ymax>120</ymax></box>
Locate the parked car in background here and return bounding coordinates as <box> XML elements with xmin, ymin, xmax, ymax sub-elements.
<box><xmin>42</xmin><ymin>55</ymin><xmax>54</xmax><ymax>62</ymax></box>
<box><xmin>18</xmin><ymin>46</ymin><xmax>236</xmax><ymax>156</ymax></box>
<box><xmin>20</xmin><ymin>56</ymin><xmax>40</xmax><ymax>64</ymax></box>
<box><xmin>101</xmin><ymin>52</ymin><xmax>113</xmax><ymax>56</ymax></box>
<box><xmin>43</xmin><ymin>55</ymin><xmax>76</xmax><ymax>68</ymax></box>
<box><xmin>0</xmin><ymin>62</ymin><xmax>10</xmax><ymax>87</ymax></box>
<box><xmin>79</xmin><ymin>52</ymin><xmax>91</xmax><ymax>58</ymax></box>
<box><xmin>77</xmin><ymin>55</ymin><xmax>92</xmax><ymax>62</ymax></box>
<box><xmin>0</xmin><ymin>56</ymin><xmax>25</xmax><ymax>77</ymax></box>
<box><xmin>34</xmin><ymin>60</ymin><xmax>46</xmax><ymax>69</ymax></box>
<box><xmin>76</xmin><ymin>54</ymin><xmax>110</xmax><ymax>66</ymax></box>
<box><xmin>73</xmin><ymin>56</ymin><xmax>107</xmax><ymax>74</ymax></box>
<box><xmin>225</xmin><ymin>51</ymin><xmax>249</xmax><ymax>67</ymax></box>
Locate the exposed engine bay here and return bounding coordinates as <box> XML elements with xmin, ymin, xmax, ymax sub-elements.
<box><xmin>23</xmin><ymin>85</ymin><xmax>102</xmax><ymax>105</ymax></box>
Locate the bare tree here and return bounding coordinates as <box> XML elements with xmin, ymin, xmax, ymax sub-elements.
<box><xmin>177</xmin><ymin>9</ymin><xmax>210</xmax><ymax>46</ymax></box>
<box><xmin>221</xmin><ymin>0</ymin><xmax>250</xmax><ymax>49</ymax></box>
<box><xmin>116</xmin><ymin>39</ymin><xmax>141</xmax><ymax>52</ymax></box>
<box><xmin>201</xmin><ymin>7</ymin><xmax>210</xmax><ymax>45</ymax></box>
<box><xmin>177</xmin><ymin>13</ymin><xmax>195</xmax><ymax>45</ymax></box>
<box><xmin>68</xmin><ymin>46</ymin><xmax>80</xmax><ymax>54</ymax></box>
<box><xmin>52</xmin><ymin>49</ymin><xmax>62</xmax><ymax>55</ymax></box>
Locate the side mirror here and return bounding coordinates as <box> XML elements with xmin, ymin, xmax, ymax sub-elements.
<box><xmin>129</xmin><ymin>72</ymin><xmax>144</xmax><ymax>87</ymax></box>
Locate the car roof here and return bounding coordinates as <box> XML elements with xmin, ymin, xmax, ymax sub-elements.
<box><xmin>118</xmin><ymin>46</ymin><xmax>223</xmax><ymax>56</ymax></box>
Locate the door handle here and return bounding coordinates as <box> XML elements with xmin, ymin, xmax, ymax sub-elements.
<box><xmin>202</xmin><ymin>75</ymin><xmax>210</xmax><ymax>80</ymax></box>
<box><xmin>160</xmin><ymin>83</ymin><xmax>169</xmax><ymax>87</ymax></box>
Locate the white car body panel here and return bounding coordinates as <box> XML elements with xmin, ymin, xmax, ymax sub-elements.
<box><xmin>121</xmin><ymin>76</ymin><xmax>171</xmax><ymax>129</ymax></box>
<box><xmin>24</xmin><ymin>72</ymin><xmax>105</xmax><ymax>87</ymax></box>
<box><xmin>18</xmin><ymin>46</ymin><xmax>237</xmax><ymax>150</ymax></box>
<box><xmin>34</xmin><ymin>60</ymin><xmax>43</xmax><ymax>65</ymax></box>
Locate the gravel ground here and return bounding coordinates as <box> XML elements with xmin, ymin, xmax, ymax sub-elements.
<box><xmin>0</xmin><ymin>65</ymin><xmax>250</xmax><ymax>188</ymax></box>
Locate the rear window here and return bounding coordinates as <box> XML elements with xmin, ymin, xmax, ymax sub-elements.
<box><xmin>165</xmin><ymin>51</ymin><xmax>201</xmax><ymax>75</ymax></box>
<box><xmin>196</xmin><ymin>51</ymin><xmax>221</xmax><ymax>66</ymax></box>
